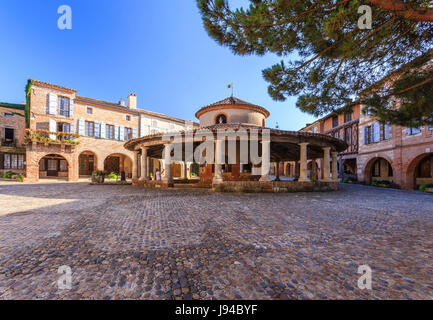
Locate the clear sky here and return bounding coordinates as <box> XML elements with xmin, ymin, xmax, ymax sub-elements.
<box><xmin>0</xmin><ymin>0</ymin><xmax>317</xmax><ymax>130</ymax></box>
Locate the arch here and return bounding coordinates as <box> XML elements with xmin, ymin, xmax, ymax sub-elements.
<box><xmin>363</xmin><ymin>156</ymin><xmax>394</xmax><ymax>186</ymax></box>
<box><xmin>104</xmin><ymin>153</ymin><xmax>133</xmax><ymax>179</ymax></box>
<box><xmin>215</xmin><ymin>113</ymin><xmax>228</xmax><ymax>124</ymax></box>
<box><xmin>405</xmin><ymin>152</ymin><xmax>433</xmax><ymax>190</ymax></box>
<box><xmin>38</xmin><ymin>153</ymin><xmax>70</xmax><ymax>180</ymax></box>
<box><xmin>78</xmin><ymin>150</ymin><xmax>97</xmax><ymax>176</ymax></box>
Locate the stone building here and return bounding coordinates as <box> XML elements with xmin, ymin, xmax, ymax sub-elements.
<box><xmin>6</xmin><ymin>79</ymin><xmax>197</xmax><ymax>182</ymax></box>
<box><xmin>300</xmin><ymin>102</ymin><xmax>433</xmax><ymax>190</ymax></box>
<box><xmin>300</xmin><ymin>105</ymin><xmax>361</xmax><ymax>181</ymax></box>
<box><xmin>0</xmin><ymin>103</ymin><xmax>26</xmax><ymax>176</ymax></box>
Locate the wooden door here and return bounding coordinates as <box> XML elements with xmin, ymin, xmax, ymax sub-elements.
<box><xmin>47</xmin><ymin>159</ymin><xmax>58</xmax><ymax>177</ymax></box>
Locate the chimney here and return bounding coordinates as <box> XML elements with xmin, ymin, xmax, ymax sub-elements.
<box><xmin>128</xmin><ymin>93</ymin><xmax>137</xmax><ymax>109</ymax></box>
<box><xmin>119</xmin><ymin>99</ymin><xmax>125</xmax><ymax>107</ymax></box>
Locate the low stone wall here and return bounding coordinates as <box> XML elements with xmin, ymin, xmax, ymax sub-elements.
<box><xmin>213</xmin><ymin>180</ymin><xmax>339</xmax><ymax>193</ymax></box>
<box><xmin>132</xmin><ymin>179</ymin><xmax>173</xmax><ymax>189</ymax></box>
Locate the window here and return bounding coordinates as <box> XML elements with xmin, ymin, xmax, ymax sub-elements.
<box><xmin>372</xmin><ymin>160</ymin><xmax>381</xmax><ymax>177</ymax></box>
<box><xmin>60</xmin><ymin>160</ymin><xmax>68</xmax><ymax>172</ymax></box>
<box><xmin>124</xmin><ymin>127</ymin><xmax>132</xmax><ymax>140</ymax></box>
<box><xmin>58</xmin><ymin>96</ymin><xmax>70</xmax><ymax>117</ymax></box>
<box><xmin>3</xmin><ymin>128</ymin><xmax>15</xmax><ymax>144</ymax></box>
<box><xmin>364</xmin><ymin>122</ymin><xmax>381</xmax><ymax>144</ymax></box>
<box><xmin>332</xmin><ymin>116</ymin><xmax>339</xmax><ymax>128</ymax></box>
<box><xmin>4</xmin><ymin>113</ymin><xmax>13</xmax><ymax>117</ymax></box>
<box><xmin>3</xmin><ymin>154</ymin><xmax>24</xmax><ymax>170</ymax></box>
<box><xmin>407</xmin><ymin>127</ymin><xmax>422</xmax><ymax>135</ymax></box>
<box><xmin>152</xmin><ymin>120</ymin><xmax>158</xmax><ymax>127</ymax></box>
<box><xmin>216</xmin><ymin>114</ymin><xmax>227</xmax><ymax>124</ymax></box>
<box><xmin>87</xmin><ymin>107</ymin><xmax>93</xmax><ymax>114</ymax></box>
<box><xmin>344</xmin><ymin>113</ymin><xmax>352</xmax><ymax>123</ymax></box>
<box><xmin>57</xmin><ymin>122</ymin><xmax>71</xmax><ymax>133</ymax></box>
<box><xmin>106</xmin><ymin>124</ymin><xmax>115</xmax><ymax>139</ymax></box>
<box><xmin>126</xmin><ymin>115</ymin><xmax>131</xmax><ymax>121</ymax></box>
<box><xmin>383</xmin><ymin>123</ymin><xmax>390</xmax><ymax>140</ymax></box>
<box><xmin>85</xmin><ymin>121</ymin><xmax>95</xmax><ymax>137</ymax></box>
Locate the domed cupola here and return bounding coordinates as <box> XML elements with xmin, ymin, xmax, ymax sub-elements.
<box><xmin>195</xmin><ymin>96</ymin><xmax>270</xmax><ymax>127</ymax></box>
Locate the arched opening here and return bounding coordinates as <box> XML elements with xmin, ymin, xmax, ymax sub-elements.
<box><xmin>39</xmin><ymin>154</ymin><xmax>69</xmax><ymax>179</ymax></box>
<box><xmin>366</xmin><ymin>157</ymin><xmax>393</xmax><ymax>185</ymax></box>
<box><xmin>215</xmin><ymin>114</ymin><xmax>227</xmax><ymax>124</ymax></box>
<box><xmin>79</xmin><ymin>151</ymin><xmax>96</xmax><ymax>176</ymax></box>
<box><xmin>412</xmin><ymin>153</ymin><xmax>433</xmax><ymax>189</ymax></box>
<box><xmin>104</xmin><ymin>153</ymin><xmax>133</xmax><ymax>179</ymax></box>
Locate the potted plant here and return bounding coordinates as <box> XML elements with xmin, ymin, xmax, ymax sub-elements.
<box><xmin>92</xmin><ymin>170</ymin><xmax>105</xmax><ymax>184</ymax></box>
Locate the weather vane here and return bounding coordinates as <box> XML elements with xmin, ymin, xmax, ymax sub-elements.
<box><xmin>226</xmin><ymin>83</ymin><xmax>234</xmax><ymax>97</ymax></box>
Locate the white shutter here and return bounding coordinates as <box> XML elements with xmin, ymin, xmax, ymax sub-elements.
<box><xmin>49</xmin><ymin>119</ymin><xmax>57</xmax><ymax>140</ymax></box>
<box><xmin>132</xmin><ymin>128</ymin><xmax>137</xmax><ymax>139</ymax></box>
<box><xmin>48</xmin><ymin>93</ymin><xmax>57</xmax><ymax>115</ymax></box>
<box><xmin>100</xmin><ymin>122</ymin><xmax>106</xmax><ymax>139</ymax></box>
<box><xmin>78</xmin><ymin>119</ymin><xmax>85</xmax><ymax>136</ymax></box>
<box><xmin>115</xmin><ymin>125</ymin><xmax>120</xmax><ymax>140</ymax></box>
<box><xmin>95</xmin><ymin>121</ymin><xmax>100</xmax><ymax>138</ymax></box>
<box><xmin>119</xmin><ymin>126</ymin><xmax>125</xmax><ymax>141</ymax></box>
<box><xmin>69</xmin><ymin>98</ymin><xmax>74</xmax><ymax>118</ymax></box>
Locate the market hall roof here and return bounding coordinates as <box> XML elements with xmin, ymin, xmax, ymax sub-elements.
<box><xmin>195</xmin><ymin>96</ymin><xmax>270</xmax><ymax>119</ymax></box>
<box><xmin>124</xmin><ymin>123</ymin><xmax>347</xmax><ymax>161</ymax></box>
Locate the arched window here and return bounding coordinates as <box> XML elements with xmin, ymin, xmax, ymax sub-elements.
<box><xmin>215</xmin><ymin>114</ymin><xmax>227</xmax><ymax>124</ymax></box>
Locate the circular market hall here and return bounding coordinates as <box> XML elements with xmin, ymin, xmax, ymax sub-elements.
<box><xmin>124</xmin><ymin>97</ymin><xmax>347</xmax><ymax>192</ymax></box>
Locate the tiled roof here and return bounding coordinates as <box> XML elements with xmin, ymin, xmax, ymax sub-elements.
<box><xmin>195</xmin><ymin>96</ymin><xmax>270</xmax><ymax>119</ymax></box>
<box><xmin>0</xmin><ymin>102</ymin><xmax>25</xmax><ymax>111</ymax></box>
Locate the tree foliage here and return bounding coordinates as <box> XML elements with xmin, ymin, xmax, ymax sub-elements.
<box><xmin>197</xmin><ymin>0</ymin><xmax>433</xmax><ymax>126</ymax></box>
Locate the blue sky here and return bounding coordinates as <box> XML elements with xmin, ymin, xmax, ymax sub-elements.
<box><xmin>0</xmin><ymin>0</ymin><xmax>317</xmax><ymax>130</ymax></box>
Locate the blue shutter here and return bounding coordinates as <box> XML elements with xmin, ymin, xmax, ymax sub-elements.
<box><xmin>132</xmin><ymin>128</ymin><xmax>137</xmax><ymax>139</ymax></box>
<box><xmin>384</xmin><ymin>123</ymin><xmax>390</xmax><ymax>140</ymax></box>
<box><xmin>406</xmin><ymin>128</ymin><xmax>412</xmax><ymax>135</ymax></box>
<box><xmin>70</xmin><ymin>123</ymin><xmax>75</xmax><ymax>140</ymax></box>
<box><xmin>95</xmin><ymin>121</ymin><xmax>100</xmax><ymax>138</ymax></box>
<box><xmin>364</xmin><ymin>127</ymin><xmax>368</xmax><ymax>145</ymax></box>
<box><xmin>69</xmin><ymin>98</ymin><xmax>74</xmax><ymax>118</ymax></box>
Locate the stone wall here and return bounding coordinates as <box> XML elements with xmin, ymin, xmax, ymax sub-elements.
<box><xmin>213</xmin><ymin>180</ymin><xmax>339</xmax><ymax>193</ymax></box>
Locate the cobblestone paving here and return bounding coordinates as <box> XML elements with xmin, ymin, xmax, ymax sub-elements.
<box><xmin>0</xmin><ymin>181</ymin><xmax>432</xmax><ymax>300</ymax></box>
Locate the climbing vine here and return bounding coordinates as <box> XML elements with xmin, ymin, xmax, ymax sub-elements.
<box><xmin>25</xmin><ymin>79</ymin><xmax>32</xmax><ymax>128</ymax></box>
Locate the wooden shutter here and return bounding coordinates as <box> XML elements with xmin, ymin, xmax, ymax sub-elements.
<box><xmin>48</xmin><ymin>93</ymin><xmax>57</xmax><ymax>115</ymax></box>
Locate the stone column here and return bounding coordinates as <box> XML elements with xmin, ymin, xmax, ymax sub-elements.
<box><xmin>275</xmin><ymin>162</ymin><xmax>281</xmax><ymax>181</ymax></box>
<box><xmin>322</xmin><ymin>147</ymin><xmax>331</xmax><ymax>182</ymax></box>
<box><xmin>259</xmin><ymin>140</ymin><xmax>271</xmax><ymax>182</ymax></box>
<box><xmin>140</xmin><ymin>147</ymin><xmax>148</xmax><ymax>180</ymax></box>
<box><xmin>213</xmin><ymin>139</ymin><xmax>224</xmax><ymax>185</ymax></box>
<box><xmin>295</xmin><ymin>161</ymin><xmax>300</xmax><ymax>180</ymax></box>
<box><xmin>132</xmin><ymin>151</ymin><xmax>139</xmax><ymax>180</ymax></box>
<box><xmin>298</xmin><ymin>142</ymin><xmax>310</xmax><ymax>182</ymax></box>
<box><xmin>162</xmin><ymin>144</ymin><xmax>174</xmax><ymax>186</ymax></box>
<box><xmin>311</xmin><ymin>159</ymin><xmax>317</xmax><ymax>181</ymax></box>
<box><xmin>332</xmin><ymin>152</ymin><xmax>339</xmax><ymax>181</ymax></box>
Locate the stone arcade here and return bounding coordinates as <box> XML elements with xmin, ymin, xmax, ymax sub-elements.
<box><xmin>125</xmin><ymin>97</ymin><xmax>347</xmax><ymax>192</ymax></box>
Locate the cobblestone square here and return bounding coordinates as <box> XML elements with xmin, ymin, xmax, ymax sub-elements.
<box><xmin>0</xmin><ymin>181</ymin><xmax>432</xmax><ymax>300</ymax></box>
